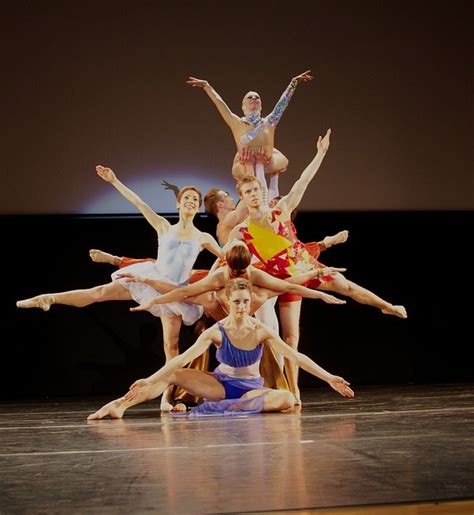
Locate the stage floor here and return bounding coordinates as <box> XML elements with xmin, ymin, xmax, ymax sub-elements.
<box><xmin>1</xmin><ymin>383</ymin><xmax>473</xmax><ymax>514</ymax></box>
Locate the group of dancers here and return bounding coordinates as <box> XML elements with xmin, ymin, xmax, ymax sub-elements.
<box><xmin>17</xmin><ymin>70</ymin><xmax>407</xmax><ymax>419</ymax></box>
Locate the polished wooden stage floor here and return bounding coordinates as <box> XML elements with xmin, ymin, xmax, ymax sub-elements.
<box><xmin>1</xmin><ymin>384</ymin><xmax>473</xmax><ymax>514</ymax></box>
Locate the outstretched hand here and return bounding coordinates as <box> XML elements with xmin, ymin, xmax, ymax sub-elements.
<box><xmin>130</xmin><ymin>299</ymin><xmax>156</xmax><ymax>312</ymax></box>
<box><xmin>319</xmin><ymin>266</ymin><xmax>346</xmax><ymax>278</ymax></box>
<box><xmin>161</xmin><ymin>180</ymin><xmax>180</xmax><ymax>196</ymax></box>
<box><xmin>124</xmin><ymin>378</ymin><xmax>150</xmax><ymax>401</ymax></box>
<box><xmin>116</xmin><ymin>272</ymin><xmax>143</xmax><ymax>283</ymax></box>
<box><xmin>316</xmin><ymin>129</ymin><xmax>331</xmax><ymax>154</ymax></box>
<box><xmin>239</xmin><ymin>146</ymin><xmax>254</xmax><ymax>165</ymax></box>
<box><xmin>254</xmin><ymin>146</ymin><xmax>272</xmax><ymax>165</ymax></box>
<box><xmin>319</xmin><ymin>293</ymin><xmax>346</xmax><ymax>305</ymax></box>
<box><xmin>186</xmin><ymin>76</ymin><xmax>209</xmax><ymax>88</ymax></box>
<box><xmin>329</xmin><ymin>376</ymin><xmax>354</xmax><ymax>398</ymax></box>
<box><xmin>292</xmin><ymin>70</ymin><xmax>314</xmax><ymax>83</ymax></box>
<box><xmin>96</xmin><ymin>165</ymin><xmax>116</xmax><ymax>183</ymax></box>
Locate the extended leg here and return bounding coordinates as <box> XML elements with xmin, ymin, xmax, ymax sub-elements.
<box><xmin>319</xmin><ymin>273</ymin><xmax>407</xmax><ymax>318</ymax></box>
<box><xmin>87</xmin><ymin>368</ymin><xmax>225</xmax><ymax>420</ymax></box>
<box><xmin>17</xmin><ymin>282</ymin><xmax>131</xmax><ymax>311</ymax></box>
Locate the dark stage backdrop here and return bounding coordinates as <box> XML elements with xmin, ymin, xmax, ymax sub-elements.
<box><xmin>2</xmin><ymin>1</ymin><xmax>472</xmax><ymax>400</ymax></box>
<box><xmin>2</xmin><ymin>211</ymin><xmax>472</xmax><ymax>399</ymax></box>
<box><xmin>1</xmin><ymin>1</ymin><xmax>472</xmax><ymax>215</ymax></box>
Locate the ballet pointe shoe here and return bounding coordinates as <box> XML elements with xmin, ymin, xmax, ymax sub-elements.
<box><xmin>16</xmin><ymin>295</ymin><xmax>54</xmax><ymax>312</ymax></box>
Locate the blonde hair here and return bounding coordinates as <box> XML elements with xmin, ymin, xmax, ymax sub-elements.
<box><xmin>236</xmin><ymin>175</ymin><xmax>261</xmax><ymax>196</ymax></box>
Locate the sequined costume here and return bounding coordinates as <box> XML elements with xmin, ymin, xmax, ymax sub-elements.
<box><xmin>240</xmin><ymin>79</ymin><xmax>298</xmax><ymax>146</ymax></box>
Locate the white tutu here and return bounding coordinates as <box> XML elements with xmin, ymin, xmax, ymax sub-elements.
<box><xmin>111</xmin><ymin>261</ymin><xmax>203</xmax><ymax>326</ymax></box>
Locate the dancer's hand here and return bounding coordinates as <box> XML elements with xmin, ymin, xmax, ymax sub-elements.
<box><xmin>124</xmin><ymin>378</ymin><xmax>150</xmax><ymax>401</ymax></box>
<box><xmin>239</xmin><ymin>146</ymin><xmax>254</xmax><ymax>165</ymax></box>
<box><xmin>186</xmin><ymin>76</ymin><xmax>209</xmax><ymax>88</ymax></box>
<box><xmin>130</xmin><ymin>299</ymin><xmax>155</xmax><ymax>312</ymax></box>
<box><xmin>254</xmin><ymin>146</ymin><xmax>272</xmax><ymax>165</ymax></box>
<box><xmin>161</xmin><ymin>180</ymin><xmax>180</xmax><ymax>196</ymax></box>
<box><xmin>96</xmin><ymin>165</ymin><xmax>116</xmax><ymax>183</ymax></box>
<box><xmin>292</xmin><ymin>70</ymin><xmax>314</xmax><ymax>83</ymax></box>
<box><xmin>316</xmin><ymin>266</ymin><xmax>346</xmax><ymax>279</ymax></box>
<box><xmin>316</xmin><ymin>129</ymin><xmax>331</xmax><ymax>154</ymax></box>
<box><xmin>328</xmin><ymin>376</ymin><xmax>354</xmax><ymax>398</ymax></box>
<box><xmin>116</xmin><ymin>272</ymin><xmax>143</xmax><ymax>283</ymax></box>
<box><xmin>318</xmin><ymin>292</ymin><xmax>346</xmax><ymax>305</ymax></box>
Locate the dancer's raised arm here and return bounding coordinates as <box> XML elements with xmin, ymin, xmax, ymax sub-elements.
<box><xmin>241</xmin><ymin>70</ymin><xmax>314</xmax><ymax>146</ymax></box>
<box><xmin>259</xmin><ymin>324</ymin><xmax>354</xmax><ymax>398</ymax></box>
<box><xmin>200</xmin><ymin>232</ymin><xmax>225</xmax><ymax>259</ymax></box>
<box><xmin>220</xmin><ymin>200</ymin><xmax>248</xmax><ymax>236</ymax></box>
<box><xmin>277</xmin><ymin>129</ymin><xmax>331</xmax><ymax>214</ymax></box>
<box><xmin>96</xmin><ymin>165</ymin><xmax>170</xmax><ymax>234</ymax></box>
<box><xmin>126</xmin><ymin>269</ymin><xmax>226</xmax><ymax>311</ymax></box>
<box><xmin>187</xmin><ymin>76</ymin><xmax>241</xmax><ymax>129</ymax></box>
<box><xmin>125</xmin><ymin>325</ymin><xmax>218</xmax><ymax>399</ymax></box>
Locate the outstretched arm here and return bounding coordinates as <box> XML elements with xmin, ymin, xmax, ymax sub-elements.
<box><xmin>115</xmin><ymin>273</ymin><xmax>177</xmax><ymax>294</ymax></box>
<box><xmin>251</xmin><ymin>268</ymin><xmax>346</xmax><ymax>305</ymax></box>
<box><xmin>96</xmin><ymin>165</ymin><xmax>171</xmax><ymax>234</ymax></box>
<box><xmin>266</xmin><ymin>70</ymin><xmax>313</xmax><ymax>127</ymax></box>
<box><xmin>201</xmin><ymin>232</ymin><xmax>225</xmax><ymax>260</ymax></box>
<box><xmin>284</xmin><ymin>267</ymin><xmax>345</xmax><ymax>286</ymax></box>
<box><xmin>221</xmin><ymin>200</ymin><xmax>249</xmax><ymax>234</ymax></box>
<box><xmin>187</xmin><ymin>76</ymin><xmax>241</xmax><ymax>129</ymax></box>
<box><xmin>277</xmin><ymin>129</ymin><xmax>331</xmax><ymax>214</ymax></box>
<box><xmin>240</xmin><ymin>71</ymin><xmax>313</xmax><ymax>146</ymax></box>
<box><xmin>125</xmin><ymin>327</ymin><xmax>217</xmax><ymax>400</ymax></box>
<box><xmin>129</xmin><ymin>270</ymin><xmax>225</xmax><ymax>311</ymax></box>
<box><xmin>261</xmin><ymin>326</ymin><xmax>354</xmax><ymax>398</ymax></box>
<box><xmin>226</xmin><ymin>224</ymin><xmax>246</xmax><ymax>245</ymax></box>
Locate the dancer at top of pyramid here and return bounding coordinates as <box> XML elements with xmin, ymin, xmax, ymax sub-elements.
<box><xmin>186</xmin><ymin>70</ymin><xmax>313</xmax><ymax>203</ymax></box>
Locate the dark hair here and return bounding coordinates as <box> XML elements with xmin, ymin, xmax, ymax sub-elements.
<box><xmin>177</xmin><ymin>186</ymin><xmax>202</xmax><ymax>207</ymax></box>
<box><xmin>226</xmin><ymin>242</ymin><xmax>251</xmax><ymax>276</ymax></box>
<box><xmin>203</xmin><ymin>188</ymin><xmax>223</xmax><ymax>216</ymax></box>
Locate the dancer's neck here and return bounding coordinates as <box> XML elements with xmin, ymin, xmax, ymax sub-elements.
<box><xmin>176</xmin><ymin>215</ymin><xmax>195</xmax><ymax>230</ymax></box>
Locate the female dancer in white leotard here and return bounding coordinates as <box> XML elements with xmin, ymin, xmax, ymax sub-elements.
<box><xmin>17</xmin><ymin>165</ymin><xmax>224</xmax><ymax>411</ymax></box>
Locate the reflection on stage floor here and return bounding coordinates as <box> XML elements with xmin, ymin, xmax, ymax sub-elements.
<box><xmin>1</xmin><ymin>383</ymin><xmax>473</xmax><ymax>514</ymax></box>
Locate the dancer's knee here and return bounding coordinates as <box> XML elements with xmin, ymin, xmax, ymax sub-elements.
<box><xmin>272</xmin><ymin>153</ymin><xmax>288</xmax><ymax>174</ymax></box>
<box><xmin>91</xmin><ymin>285</ymin><xmax>109</xmax><ymax>301</ymax></box>
<box><xmin>168</xmin><ymin>370</ymin><xmax>184</xmax><ymax>385</ymax></box>
<box><xmin>284</xmin><ymin>334</ymin><xmax>299</xmax><ymax>349</ymax></box>
<box><xmin>264</xmin><ymin>390</ymin><xmax>295</xmax><ymax>411</ymax></box>
<box><xmin>331</xmin><ymin>273</ymin><xmax>352</xmax><ymax>294</ymax></box>
<box><xmin>232</xmin><ymin>163</ymin><xmax>250</xmax><ymax>181</ymax></box>
<box><xmin>163</xmin><ymin>340</ymin><xmax>179</xmax><ymax>359</ymax></box>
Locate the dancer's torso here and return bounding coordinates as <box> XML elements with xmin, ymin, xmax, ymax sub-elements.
<box><xmin>232</xmin><ymin>120</ymin><xmax>275</xmax><ymax>149</ymax></box>
<box><xmin>215</xmin><ymin>321</ymin><xmax>263</xmax><ymax>379</ymax></box>
<box><xmin>155</xmin><ymin>226</ymin><xmax>202</xmax><ymax>284</ymax></box>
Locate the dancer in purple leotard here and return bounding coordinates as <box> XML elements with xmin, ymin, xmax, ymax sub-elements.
<box><xmin>87</xmin><ymin>278</ymin><xmax>354</xmax><ymax>420</ymax></box>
